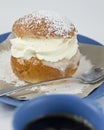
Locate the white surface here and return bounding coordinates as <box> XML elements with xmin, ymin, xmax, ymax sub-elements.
<box><xmin>0</xmin><ymin>0</ymin><xmax>104</xmax><ymax>44</ymax></box>
<box><xmin>0</xmin><ymin>0</ymin><xmax>104</xmax><ymax>130</ymax></box>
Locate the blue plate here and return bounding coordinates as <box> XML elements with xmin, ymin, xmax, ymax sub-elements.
<box><xmin>0</xmin><ymin>32</ymin><xmax>104</xmax><ymax>107</ymax></box>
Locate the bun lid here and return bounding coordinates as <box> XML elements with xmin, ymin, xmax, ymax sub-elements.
<box><xmin>12</xmin><ymin>10</ymin><xmax>76</xmax><ymax>38</ymax></box>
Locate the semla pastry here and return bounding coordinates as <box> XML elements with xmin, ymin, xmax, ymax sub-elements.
<box><xmin>10</xmin><ymin>10</ymin><xmax>80</xmax><ymax>83</ymax></box>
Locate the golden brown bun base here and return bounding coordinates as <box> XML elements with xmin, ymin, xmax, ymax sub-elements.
<box><xmin>11</xmin><ymin>56</ymin><xmax>79</xmax><ymax>83</ymax></box>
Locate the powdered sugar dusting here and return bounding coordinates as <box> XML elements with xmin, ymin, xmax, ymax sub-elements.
<box><xmin>0</xmin><ymin>50</ymin><xmax>26</xmax><ymax>86</ymax></box>
<box><xmin>31</xmin><ymin>81</ymin><xmax>90</xmax><ymax>95</ymax></box>
<box><xmin>14</xmin><ymin>10</ymin><xmax>75</xmax><ymax>38</ymax></box>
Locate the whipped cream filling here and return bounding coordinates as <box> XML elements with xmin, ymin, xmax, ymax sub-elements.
<box><xmin>10</xmin><ymin>36</ymin><xmax>78</xmax><ymax>62</ymax></box>
<box><xmin>43</xmin><ymin>50</ymin><xmax>80</xmax><ymax>73</ymax></box>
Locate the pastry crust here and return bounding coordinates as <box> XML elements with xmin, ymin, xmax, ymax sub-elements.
<box><xmin>11</xmin><ymin>53</ymin><xmax>79</xmax><ymax>83</ymax></box>
<box><xmin>12</xmin><ymin>11</ymin><xmax>76</xmax><ymax>38</ymax></box>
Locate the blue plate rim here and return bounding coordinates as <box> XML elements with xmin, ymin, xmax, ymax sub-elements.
<box><xmin>0</xmin><ymin>32</ymin><xmax>104</xmax><ymax>107</ymax></box>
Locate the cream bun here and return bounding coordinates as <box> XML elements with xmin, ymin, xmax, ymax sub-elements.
<box><xmin>10</xmin><ymin>10</ymin><xmax>80</xmax><ymax>83</ymax></box>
